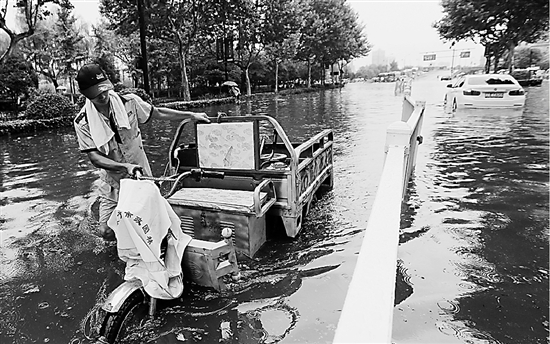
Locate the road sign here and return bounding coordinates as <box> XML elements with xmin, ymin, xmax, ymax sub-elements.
<box><xmin>423</xmin><ymin>54</ymin><xmax>436</xmax><ymax>61</ymax></box>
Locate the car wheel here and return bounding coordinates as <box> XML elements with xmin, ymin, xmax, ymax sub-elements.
<box><xmin>452</xmin><ymin>99</ymin><xmax>457</xmax><ymax>111</ymax></box>
<box><xmin>443</xmin><ymin>95</ymin><xmax>447</xmax><ymax>107</ymax></box>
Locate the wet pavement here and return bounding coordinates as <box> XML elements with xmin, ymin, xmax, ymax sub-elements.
<box><xmin>0</xmin><ymin>73</ymin><xmax>547</xmax><ymax>343</ymax></box>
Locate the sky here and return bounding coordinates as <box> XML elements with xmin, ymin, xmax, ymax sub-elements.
<box><xmin>347</xmin><ymin>0</ymin><xmax>483</xmax><ymax>68</ymax></box>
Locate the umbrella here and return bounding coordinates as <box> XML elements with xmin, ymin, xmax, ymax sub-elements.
<box><xmin>222</xmin><ymin>81</ymin><xmax>238</xmax><ymax>87</ymax></box>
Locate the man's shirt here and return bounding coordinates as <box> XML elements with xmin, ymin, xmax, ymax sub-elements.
<box><xmin>74</xmin><ymin>93</ymin><xmax>154</xmax><ymax>201</ymax></box>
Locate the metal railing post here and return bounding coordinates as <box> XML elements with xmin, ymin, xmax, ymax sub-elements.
<box><xmin>333</xmin><ymin>96</ymin><xmax>425</xmax><ymax>344</ymax></box>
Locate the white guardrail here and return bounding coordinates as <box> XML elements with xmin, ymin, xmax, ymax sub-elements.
<box><xmin>333</xmin><ymin>95</ymin><xmax>425</xmax><ymax>344</ymax></box>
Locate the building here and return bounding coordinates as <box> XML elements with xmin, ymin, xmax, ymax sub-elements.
<box><xmin>372</xmin><ymin>49</ymin><xmax>386</xmax><ymax>66</ymax></box>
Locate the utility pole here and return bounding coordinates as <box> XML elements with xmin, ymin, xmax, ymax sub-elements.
<box><xmin>450</xmin><ymin>41</ymin><xmax>456</xmax><ymax>76</ymax></box>
<box><xmin>137</xmin><ymin>0</ymin><xmax>150</xmax><ymax>94</ymax></box>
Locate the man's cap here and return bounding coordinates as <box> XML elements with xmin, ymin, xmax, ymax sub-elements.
<box><xmin>76</xmin><ymin>63</ymin><xmax>114</xmax><ymax>99</ymax></box>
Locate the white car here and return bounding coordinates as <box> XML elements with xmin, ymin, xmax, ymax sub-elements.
<box><xmin>444</xmin><ymin>74</ymin><xmax>526</xmax><ymax>110</ymax></box>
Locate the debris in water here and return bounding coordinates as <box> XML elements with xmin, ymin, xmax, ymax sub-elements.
<box><xmin>24</xmin><ymin>286</ymin><xmax>40</xmax><ymax>294</ymax></box>
<box><xmin>220</xmin><ymin>321</ymin><xmax>232</xmax><ymax>341</ymax></box>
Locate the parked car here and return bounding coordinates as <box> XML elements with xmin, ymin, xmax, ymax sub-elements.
<box><xmin>444</xmin><ymin>74</ymin><xmax>526</xmax><ymax>110</ymax></box>
<box><xmin>510</xmin><ymin>69</ymin><xmax>543</xmax><ymax>86</ymax></box>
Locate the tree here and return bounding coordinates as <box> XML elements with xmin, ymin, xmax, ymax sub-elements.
<box><xmin>434</xmin><ymin>0</ymin><xmax>549</xmax><ymax>72</ymax></box>
<box><xmin>262</xmin><ymin>0</ymin><xmax>305</xmax><ymax>93</ymax></box>
<box><xmin>200</xmin><ymin>0</ymin><xmax>264</xmax><ymax>96</ymax></box>
<box><xmin>93</xmin><ymin>22</ymin><xmax>142</xmax><ymax>87</ymax></box>
<box><xmin>55</xmin><ymin>7</ymin><xmax>86</xmax><ymax>96</ymax></box>
<box><xmin>0</xmin><ymin>53</ymin><xmax>38</xmax><ymax>99</ymax></box>
<box><xmin>513</xmin><ymin>46</ymin><xmax>543</xmax><ymax>69</ymax></box>
<box><xmin>0</xmin><ymin>0</ymin><xmax>73</xmax><ymax>62</ymax></box>
<box><xmin>100</xmin><ymin>0</ymin><xmax>217</xmax><ymax>101</ymax></box>
<box><xmin>297</xmin><ymin>0</ymin><xmax>370</xmax><ymax>86</ymax></box>
<box><xmin>20</xmin><ymin>17</ymin><xmax>61</xmax><ymax>87</ymax></box>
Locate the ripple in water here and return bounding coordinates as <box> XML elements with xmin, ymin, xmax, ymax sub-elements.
<box><xmin>437</xmin><ymin>299</ymin><xmax>460</xmax><ymax>315</ymax></box>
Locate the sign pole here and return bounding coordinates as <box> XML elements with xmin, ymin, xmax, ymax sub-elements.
<box><xmin>450</xmin><ymin>48</ymin><xmax>455</xmax><ymax>76</ymax></box>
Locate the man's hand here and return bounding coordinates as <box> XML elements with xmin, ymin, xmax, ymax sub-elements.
<box><xmin>193</xmin><ymin>112</ymin><xmax>210</xmax><ymax>123</ymax></box>
<box><xmin>124</xmin><ymin>163</ymin><xmax>143</xmax><ymax>177</ymax></box>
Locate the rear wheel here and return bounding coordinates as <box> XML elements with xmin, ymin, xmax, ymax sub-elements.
<box><xmin>100</xmin><ymin>290</ymin><xmax>148</xmax><ymax>343</ymax></box>
<box><xmin>452</xmin><ymin>99</ymin><xmax>457</xmax><ymax>111</ymax></box>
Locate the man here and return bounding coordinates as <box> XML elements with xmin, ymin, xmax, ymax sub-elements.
<box><xmin>74</xmin><ymin>63</ymin><xmax>210</xmax><ymax>241</ymax></box>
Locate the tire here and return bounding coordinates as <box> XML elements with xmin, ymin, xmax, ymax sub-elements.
<box><xmin>452</xmin><ymin>99</ymin><xmax>457</xmax><ymax>111</ymax></box>
<box><xmin>100</xmin><ymin>290</ymin><xmax>147</xmax><ymax>343</ymax></box>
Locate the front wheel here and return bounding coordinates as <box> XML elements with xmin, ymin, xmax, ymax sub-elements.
<box><xmin>99</xmin><ymin>290</ymin><xmax>148</xmax><ymax>343</ymax></box>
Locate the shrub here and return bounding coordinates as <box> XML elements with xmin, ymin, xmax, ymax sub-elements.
<box><xmin>25</xmin><ymin>92</ymin><xmax>77</xmax><ymax>120</ymax></box>
<box><xmin>116</xmin><ymin>86</ymin><xmax>152</xmax><ymax>104</ymax></box>
<box><xmin>0</xmin><ymin>54</ymin><xmax>38</xmax><ymax>99</ymax></box>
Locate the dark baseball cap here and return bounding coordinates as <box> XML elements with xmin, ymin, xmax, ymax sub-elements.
<box><xmin>76</xmin><ymin>64</ymin><xmax>114</xmax><ymax>99</ymax></box>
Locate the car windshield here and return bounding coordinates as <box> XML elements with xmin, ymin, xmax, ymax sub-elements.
<box><xmin>467</xmin><ymin>77</ymin><xmax>515</xmax><ymax>85</ymax></box>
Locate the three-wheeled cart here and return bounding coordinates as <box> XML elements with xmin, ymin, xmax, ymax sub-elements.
<box><xmin>165</xmin><ymin>114</ymin><xmax>334</xmax><ymax>257</ymax></box>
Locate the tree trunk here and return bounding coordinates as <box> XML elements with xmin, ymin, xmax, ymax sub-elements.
<box><xmin>245</xmin><ymin>64</ymin><xmax>252</xmax><ymax>96</ymax></box>
<box><xmin>274</xmin><ymin>60</ymin><xmax>279</xmax><ymax>93</ymax></box>
<box><xmin>307</xmin><ymin>58</ymin><xmax>311</xmax><ymax>88</ymax></box>
<box><xmin>508</xmin><ymin>42</ymin><xmax>516</xmax><ymax>73</ymax></box>
<box><xmin>484</xmin><ymin>49</ymin><xmax>491</xmax><ymax>74</ymax></box>
<box><xmin>0</xmin><ymin>34</ymin><xmax>25</xmax><ymax>63</ymax></box>
<box><xmin>493</xmin><ymin>55</ymin><xmax>500</xmax><ymax>73</ymax></box>
<box><xmin>177</xmin><ymin>40</ymin><xmax>191</xmax><ymax>101</ymax></box>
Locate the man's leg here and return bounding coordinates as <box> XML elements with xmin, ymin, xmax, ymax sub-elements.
<box><xmin>98</xmin><ymin>196</ymin><xmax>117</xmax><ymax>241</ymax></box>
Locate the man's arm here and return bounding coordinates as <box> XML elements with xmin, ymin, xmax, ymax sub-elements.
<box><xmin>151</xmin><ymin>107</ymin><xmax>210</xmax><ymax>123</ymax></box>
<box><xmin>87</xmin><ymin>151</ymin><xmax>142</xmax><ymax>176</ymax></box>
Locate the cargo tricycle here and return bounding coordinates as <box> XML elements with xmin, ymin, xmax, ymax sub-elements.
<box><xmin>165</xmin><ymin>113</ymin><xmax>334</xmax><ymax>257</ymax></box>
<box><xmin>91</xmin><ymin>113</ymin><xmax>333</xmax><ymax>343</ymax></box>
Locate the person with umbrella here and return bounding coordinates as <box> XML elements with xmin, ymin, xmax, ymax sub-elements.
<box><xmin>223</xmin><ymin>81</ymin><xmax>240</xmax><ymax>102</ymax></box>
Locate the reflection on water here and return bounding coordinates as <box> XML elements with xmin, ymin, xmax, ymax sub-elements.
<box><xmin>394</xmin><ymin>80</ymin><xmax>549</xmax><ymax>343</ymax></box>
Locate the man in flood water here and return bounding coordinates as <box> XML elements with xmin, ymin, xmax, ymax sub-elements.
<box><xmin>73</xmin><ymin>63</ymin><xmax>209</xmax><ymax>241</ymax></box>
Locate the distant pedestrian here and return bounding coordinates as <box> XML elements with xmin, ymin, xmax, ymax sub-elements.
<box><xmin>394</xmin><ymin>77</ymin><xmax>405</xmax><ymax>95</ymax></box>
<box><xmin>229</xmin><ymin>86</ymin><xmax>241</xmax><ymax>102</ymax></box>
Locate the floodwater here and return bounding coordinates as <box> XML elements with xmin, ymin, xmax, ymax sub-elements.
<box><xmin>0</xmin><ymin>72</ymin><xmax>547</xmax><ymax>344</ymax></box>
<box><xmin>393</xmin><ymin>77</ymin><xmax>549</xmax><ymax>344</ymax></box>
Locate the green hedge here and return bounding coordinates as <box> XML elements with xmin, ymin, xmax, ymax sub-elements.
<box><xmin>26</xmin><ymin>93</ymin><xmax>77</xmax><ymax>120</ymax></box>
<box><xmin>0</xmin><ymin>116</ymin><xmax>74</xmax><ymax>135</ymax></box>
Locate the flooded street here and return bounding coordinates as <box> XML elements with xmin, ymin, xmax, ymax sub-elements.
<box><xmin>0</xmin><ymin>73</ymin><xmax>548</xmax><ymax>343</ymax></box>
<box><xmin>393</xmin><ymin>77</ymin><xmax>549</xmax><ymax>343</ymax></box>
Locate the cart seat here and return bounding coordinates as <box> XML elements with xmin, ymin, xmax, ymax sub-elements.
<box><xmin>168</xmin><ymin>188</ymin><xmax>268</xmax><ymax>215</ymax></box>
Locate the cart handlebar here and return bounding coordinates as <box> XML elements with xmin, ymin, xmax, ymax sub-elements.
<box><xmin>134</xmin><ymin>168</ymin><xmax>225</xmax><ymax>198</ymax></box>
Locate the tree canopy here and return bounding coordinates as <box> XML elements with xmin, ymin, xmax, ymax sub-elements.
<box><xmin>0</xmin><ymin>0</ymin><xmax>73</xmax><ymax>62</ymax></box>
<box><xmin>434</xmin><ymin>0</ymin><xmax>549</xmax><ymax>71</ymax></box>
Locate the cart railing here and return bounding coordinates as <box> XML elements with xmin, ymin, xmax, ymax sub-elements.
<box><xmin>333</xmin><ymin>96</ymin><xmax>425</xmax><ymax>344</ymax></box>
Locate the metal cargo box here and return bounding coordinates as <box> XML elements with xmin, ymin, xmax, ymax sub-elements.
<box><xmin>168</xmin><ymin>180</ymin><xmax>276</xmax><ymax>258</ymax></box>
